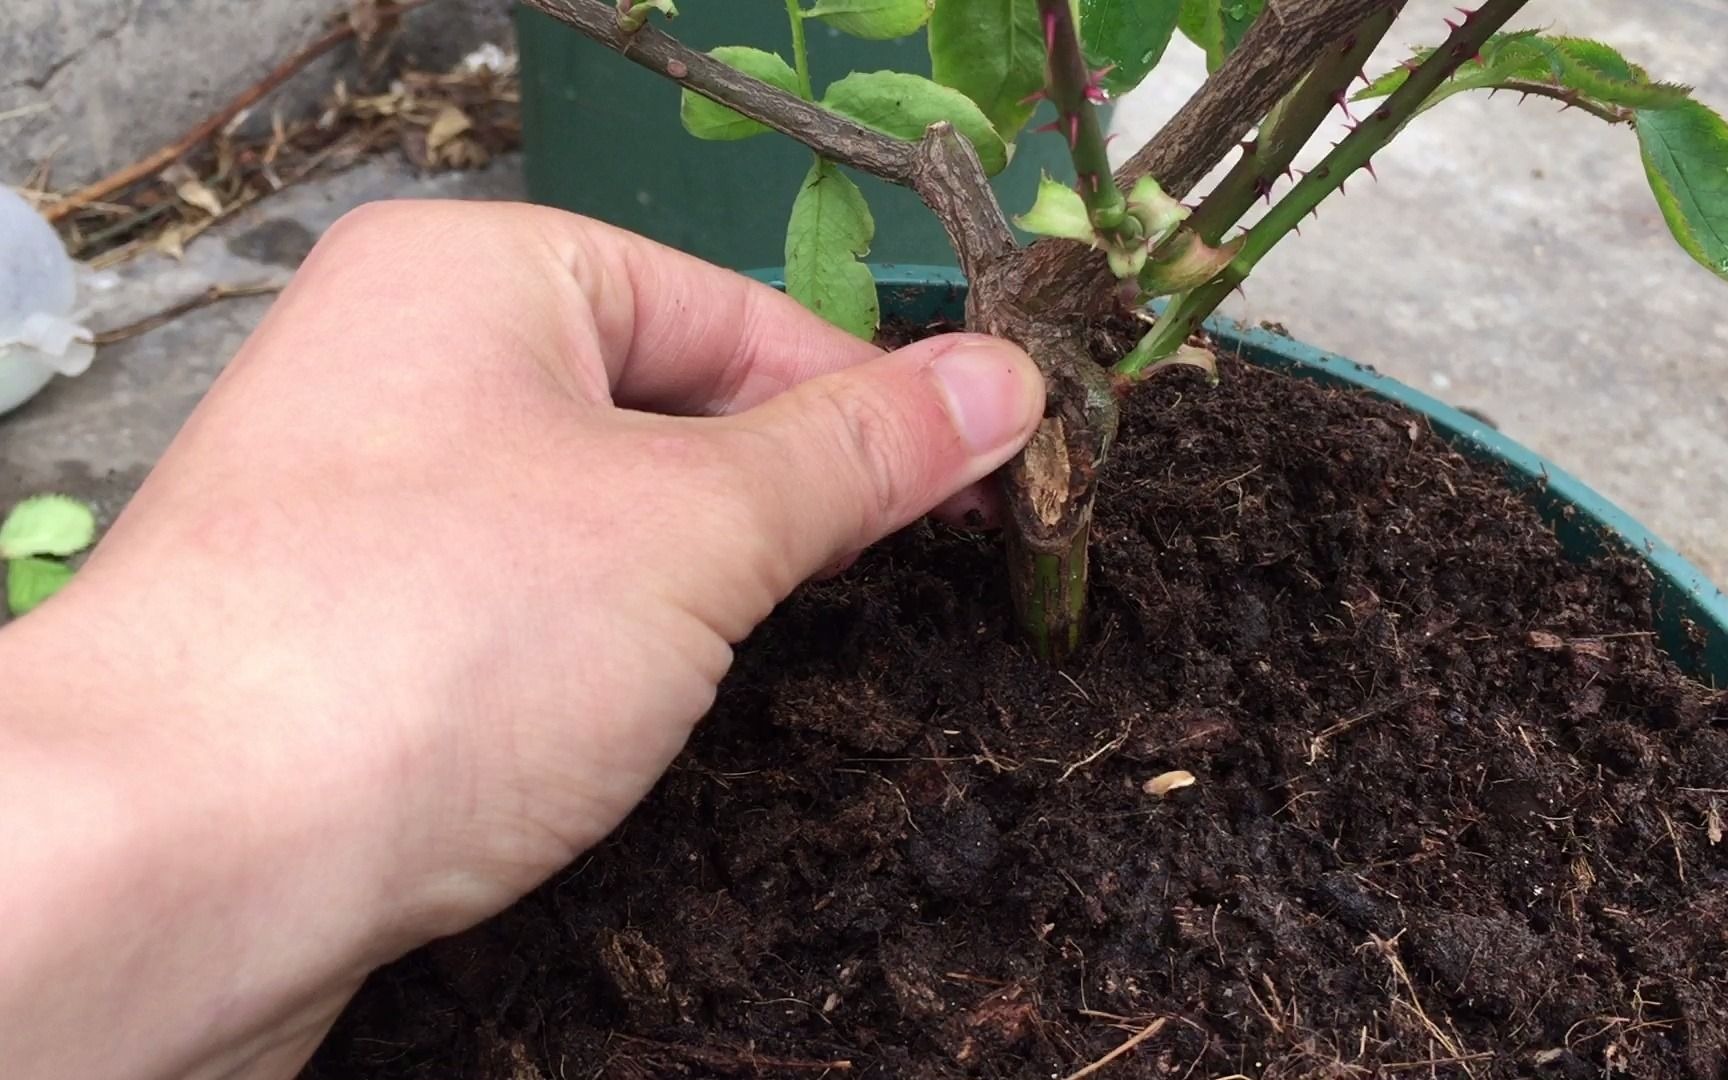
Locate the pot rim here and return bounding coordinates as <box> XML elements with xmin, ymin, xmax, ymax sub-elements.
<box><xmin>748</xmin><ymin>263</ymin><xmax>1728</xmax><ymax>685</ymax></box>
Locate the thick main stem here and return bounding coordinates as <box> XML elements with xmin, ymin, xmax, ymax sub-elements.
<box><xmin>1117</xmin><ymin>0</ymin><xmax>1530</xmax><ymax>376</ymax></box>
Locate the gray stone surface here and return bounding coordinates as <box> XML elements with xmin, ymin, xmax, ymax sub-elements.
<box><xmin>0</xmin><ymin>156</ymin><xmax>524</xmax><ymax>521</ymax></box>
<box><xmin>1111</xmin><ymin>0</ymin><xmax>1728</xmax><ymax>585</ymax></box>
<box><xmin>0</xmin><ymin>0</ymin><xmax>512</xmax><ymax>187</ymax></box>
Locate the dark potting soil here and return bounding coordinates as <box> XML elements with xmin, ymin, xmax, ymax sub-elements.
<box><xmin>304</xmin><ymin>321</ymin><xmax>1728</xmax><ymax>1080</ymax></box>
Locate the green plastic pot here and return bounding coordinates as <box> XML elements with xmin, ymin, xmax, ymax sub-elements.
<box><xmin>749</xmin><ymin>265</ymin><xmax>1728</xmax><ymax>685</ymax></box>
<box><xmin>515</xmin><ymin>4</ymin><xmax>1086</xmax><ymax>269</ymax></box>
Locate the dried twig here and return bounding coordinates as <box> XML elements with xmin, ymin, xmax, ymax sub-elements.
<box><xmin>44</xmin><ymin>0</ymin><xmax>430</xmax><ymax>223</ymax></box>
<box><xmin>1308</xmin><ymin>689</ymin><xmax>1437</xmax><ymax>763</ymax></box>
<box><xmin>91</xmin><ymin>284</ymin><xmax>285</xmax><ymax>346</ymax></box>
<box><xmin>1060</xmin><ymin>1017</ymin><xmax>1170</xmax><ymax>1080</ymax></box>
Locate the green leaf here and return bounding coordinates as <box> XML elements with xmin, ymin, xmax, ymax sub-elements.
<box><xmin>1012</xmin><ymin>174</ymin><xmax>1098</xmax><ymax>245</ymax></box>
<box><xmin>0</xmin><ymin>495</ymin><xmax>97</xmax><ymax>560</ymax></box>
<box><xmin>785</xmin><ymin>161</ymin><xmax>880</xmax><ymax>339</ymax></box>
<box><xmin>680</xmin><ymin>47</ymin><xmax>802</xmax><ymax>141</ymax></box>
<box><xmin>821</xmin><ymin>71</ymin><xmax>1009</xmax><ymax>175</ymax></box>
<box><xmin>1637</xmin><ymin>100</ymin><xmax>1728</xmax><ymax>281</ymax></box>
<box><xmin>1177</xmin><ymin>0</ymin><xmax>1263</xmax><ymax>73</ymax></box>
<box><xmin>929</xmin><ymin>0</ymin><xmax>1045</xmax><ymax>139</ymax></box>
<box><xmin>1081</xmin><ymin>0</ymin><xmax>1182</xmax><ymax>95</ymax></box>
<box><xmin>1358</xmin><ymin>31</ymin><xmax>1690</xmax><ymax>115</ymax></box>
<box><xmin>7</xmin><ymin>557</ymin><xmax>75</xmax><ymax>617</ymax></box>
<box><xmin>805</xmin><ymin>0</ymin><xmax>932</xmax><ymax>40</ymax></box>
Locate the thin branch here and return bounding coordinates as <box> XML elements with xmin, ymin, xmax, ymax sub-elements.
<box><xmin>517</xmin><ymin>0</ymin><xmax>1014</xmax><ymax>279</ymax></box>
<box><xmin>1495</xmin><ymin>80</ymin><xmax>1635</xmax><ymax>124</ymax></box>
<box><xmin>520</xmin><ymin>0</ymin><xmax>915</xmax><ymax>178</ymax></box>
<box><xmin>1114</xmin><ymin>0</ymin><xmax>1401</xmax><ymax>199</ymax></box>
<box><xmin>44</xmin><ymin>0</ymin><xmax>430</xmax><ymax>223</ymax></box>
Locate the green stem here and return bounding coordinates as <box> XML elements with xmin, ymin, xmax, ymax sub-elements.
<box><xmin>785</xmin><ymin>0</ymin><xmax>813</xmax><ymax>100</ymax></box>
<box><xmin>1116</xmin><ymin>0</ymin><xmax>1530</xmax><ymax>379</ymax></box>
<box><xmin>1007</xmin><ymin>505</ymin><xmax>1092</xmax><ymax>665</ymax></box>
<box><xmin>1187</xmin><ymin>4</ymin><xmax>1402</xmax><ymax>246</ymax></box>
<box><xmin>1035</xmin><ymin>0</ymin><xmax>1133</xmax><ymax>236</ymax></box>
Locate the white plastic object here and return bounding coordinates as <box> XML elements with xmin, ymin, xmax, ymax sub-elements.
<box><xmin>1</xmin><ymin>186</ymin><xmax>95</xmax><ymax>416</ymax></box>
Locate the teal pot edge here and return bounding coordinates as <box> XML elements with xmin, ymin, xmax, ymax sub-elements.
<box><xmin>748</xmin><ymin>264</ymin><xmax>1728</xmax><ymax>686</ymax></box>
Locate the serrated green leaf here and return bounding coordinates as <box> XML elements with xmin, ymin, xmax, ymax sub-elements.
<box><xmin>1013</xmin><ymin>174</ymin><xmax>1099</xmax><ymax>245</ymax></box>
<box><xmin>680</xmin><ymin>47</ymin><xmax>803</xmax><ymax>141</ymax></box>
<box><xmin>805</xmin><ymin>0</ymin><xmax>932</xmax><ymax>40</ymax></box>
<box><xmin>0</xmin><ymin>495</ymin><xmax>96</xmax><ymax>560</ymax></box>
<box><xmin>1177</xmin><ymin>0</ymin><xmax>1263</xmax><ymax>73</ymax></box>
<box><xmin>1637</xmin><ymin>100</ymin><xmax>1728</xmax><ymax>281</ymax></box>
<box><xmin>1547</xmin><ymin>37</ymin><xmax>1690</xmax><ymax>110</ymax></box>
<box><xmin>1081</xmin><ymin>0</ymin><xmax>1182</xmax><ymax>95</ymax></box>
<box><xmin>929</xmin><ymin>0</ymin><xmax>1045</xmax><ymax>139</ymax></box>
<box><xmin>785</xmin><ymin>161</ymin><xmax>880</xmax><ymax>339</ymax></box>
<box><xmin>821</xmin><ymin>71</ymin><xmax>1009</xmax><ymax>175</ymax></box>
<box><xmin>1357</xmin><ymin>31</ymin><xmax>1691</xmax><ymax>116</ymax></box>
<box><xmin>7</xmin><ymin>557</ymin><xmax>75</xmax><ymax>617</ymax></box>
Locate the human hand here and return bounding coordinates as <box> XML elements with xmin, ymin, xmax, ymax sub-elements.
<box><xmin>0</xmin><ymin>201</ymin><xmax>1041</xmax><ymax>1079</ymax></box>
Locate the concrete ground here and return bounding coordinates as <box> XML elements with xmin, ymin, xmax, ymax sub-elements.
<box><xmin>3</xmin><ymin>0</ymin><xmax>1726</xmax><ymax>591</ymax></box>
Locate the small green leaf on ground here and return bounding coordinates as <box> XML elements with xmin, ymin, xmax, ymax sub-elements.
<box><xmin>1081</xmin><ymin>0</ymin><xmax>1182</xmax><ymax>95</ymax></box>
<box><xmin>805</xmin><ymin>0</ymin><xmax>932</xmax><ymax>40</ymax></box>
<box><xmin>929</xmin><ymin>0</ymin><xmax>1045</xmax><ymax>139</ymax></box>
<box><xmin>0</xmin><ymin>495</ymin><xmax>97</xmax><ymax>560</ymax></box>
<box><xmin>822</xmin><ymin>71</ymin><xmax>1009</xmax><ymax>175</ymax></box>
<box><xmin>7</xmin><ymin>557</ymin><xmax>75</xmax><ymax>617</ymax></box>
<box><xmin>1013</xmin><ymin>174</ymin><xmax>1099</xmax><ymax>245</ymax></box>
<box><xmin>680</xmin><ymin>47</ymin><xmax>803</xmax><ymax>140</ymax></box>
<box><xmin>1637</xmin><ymin>100</ymin><xmax>1728</xmax><ymax>281</ymax></box>
<box><xmin>785</xmin><ymin>160</ymin><xmax>880</xmax><ymax>339</ymax></box>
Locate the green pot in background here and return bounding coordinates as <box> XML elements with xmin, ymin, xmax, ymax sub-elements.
<box><xmin>516</xmin><ymin>2</ymin><xmax>1087</xmax><ymax>269</ymax></box>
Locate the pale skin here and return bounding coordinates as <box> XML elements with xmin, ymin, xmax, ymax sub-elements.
<box><xmin>0</xmin><ymin>201</ymin><xmax>1044</xmax><ymax>1080</ymax></box>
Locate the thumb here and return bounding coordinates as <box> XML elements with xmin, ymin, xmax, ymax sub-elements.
<box><xmin>715</xmin><ymin>332</ymin><xmax>1044</xmax><ymax>592</ymax></box>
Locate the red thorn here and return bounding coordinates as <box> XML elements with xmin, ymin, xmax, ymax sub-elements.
<box><xmin>1293</xmin><ymin>222</ymin><xmax>1303</xmax><ymax>236</ymax></box>
<box><xmin>1474</xmin><ymin>51</ymin><xmax>1486</xmax><ymax>66</ymax></box>
<box><xmin>1018</xmin><ymin>88</ymin><xmax>1048</xmax><ymax>106</ymax></box>
<box><xmin>1339</xmin><ymin>178</ymin><xmax>1349</xmax><ymax>196</ymax></box>
<box><xmin>1232</xmin><ymin>284</ymin><xmax>1247</xmax><ymax>300</ymax></box>
<box><xmin>1455</xmin><ymin>5</ymin><xmax>1479</xmax><ymax>22</ymax></box>
<box><xmin>1253</xmin><ymin>177</ymin><xmax>1274</xmax><ymax>203</ymax></box>
<box><xmin>1331</xmin><ymin>88</ymin><xmax>1358</xmax><ymax>121</ymax></box>
<box><xmin>1084</xmin><ymin>85</ymin><xmax>1109</xmax><ymax>104</ymax></box>
<box><xmin>1103</xmin><ymin>133</ymin><xmax>1119</xmax><ymax>147</ymax></box>
<box><xmin>1284</xmin><ymin>167</ymin><xmax>1297</xmax><ymax>181</ymax></box>
<box><xmin>1043</xmin><ymin>9</ymin><xmax>1059</xmax><ymax>52</ymax></box>
<box><xmin>1307</xmin><ymin>207</ymin><xmax>1319</xmax><ymax>221</ymax></box>
<box><xmin>1364</xmin><ymin>159</ymin><xmax>1379</xmax><ymax>181</ymax></box>
<box><xmin>1356</xmin><ymin>69</ymin><xmax>1372</xmax><ymax>88</ymax></box>
<box><xmin>1089</xmin><ymin>64</ymin><xmax>1116</xmax><ymax>85</ymax></box>
<box><xmin>1443</xmin><ymin>17</ymin><xmax>1460</xmax><ymax>31</ymax></box>
<box><xmin>1066</xmin><ymin>113</ymin><xmax>1081</xmax><ymax>149</ymax></box>
<box><xmin>1034</xmin><ymin>120</ymin><xmax>1061</xmax><ymax>135</ymax></box>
